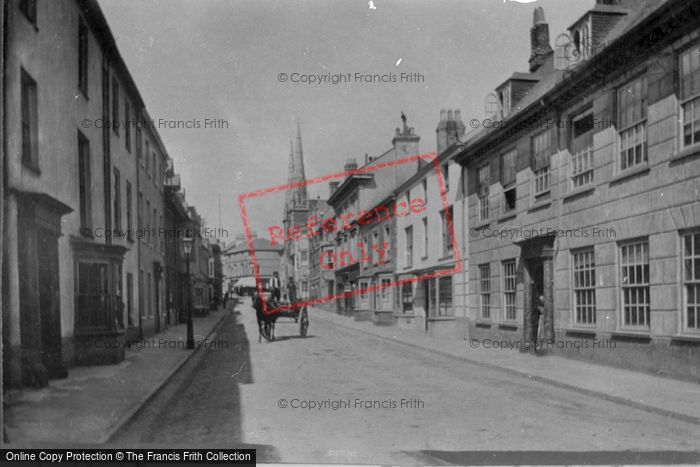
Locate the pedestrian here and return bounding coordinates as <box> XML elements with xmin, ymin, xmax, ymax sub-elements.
<box><xmin>270</xmin><ymin>271</ymin><xmax>281</xmax><ymax>303</ymax></box>
<box><xmin>223</xmin><ymin>291</ymin><xmax>229</xmax><ymax>310</ymax></box>
<box><xmin>534</xmin><ymin>294</ymin><xmax>545</xmax><ymax>351</ymax></box>
<box><xmin>288</xmin><ymin>280</ymin><xmax>297</xmax><ymax>304</ymax></box>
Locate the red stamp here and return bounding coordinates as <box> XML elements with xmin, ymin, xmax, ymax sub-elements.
<box><xmin>238</xmin><ymin>152</ymin><xmax>460</xmax><ymax>315</ymax></box>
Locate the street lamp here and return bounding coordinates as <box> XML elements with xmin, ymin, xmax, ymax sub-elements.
<box><xmin>183</xmin><ymin>234</ymin><xmax>195</xmax><ymax>349</ymax></box>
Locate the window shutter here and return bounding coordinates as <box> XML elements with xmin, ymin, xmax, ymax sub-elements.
<box><xmin>532</xmin><ymin>130</ymin><xmax>551</xmax><ymax>170</ymax></box>
<box><xmin>501</xmin><ymin>150</ymin><xmax>516</xmax><ymax>186</ymax></box>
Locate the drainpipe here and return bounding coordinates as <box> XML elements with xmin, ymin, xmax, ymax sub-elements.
<box><xmin>1</xmin><ymin>0</ymin><xmax>6</xmax><ymax>447</ymax></box>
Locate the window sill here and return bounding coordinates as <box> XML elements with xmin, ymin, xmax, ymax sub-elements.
<box><xmin>22</xmin><ymin>161</ymin><xmax>41</xmax><ymax>175</ymax></box>
<box><xmin>608</xmin><ymin>165</ymin><xmax>650</xmax><ymax>186</ymax></box>
<box><xmin>497</xmin><ymin>212</ymin><xmax>517</xmax><ymax>223</ymax></box>
<box><xmin>498</xmin><ymin>323</ymin><xmax>518</xmax><ymax>331</ymax></box>
<box><xmin>472</xmin><ymin>220</ymin><xmax>490</xmax><ymax>230</ymax></box>
<box><xmin>670</xmin><ymin>333</ymin><xmax>700</xmax><ymax>345</ymax></box>
<box><xmin>475</xmin><ymin>320</ymin><xmax>492</xmax><ymax>328</ymax></box>
<box><xmin>427</xmin><ymin>316</ymin><xmax>456</xmax><ymax>322</ymax></box>
<box><xmin>438</xmin><ymin>253</ymin><xmax>453</xmax><ymax>262</ymax></box>
<box><xmin>670</xmin><ymin>144</ymin><xmax>700</xmax><ymax>163</ymax></box>
<box><xmin>564</xmin><ymin>328</ymin><xmax>597</xmax><ymax>338</ymax></box>
<box><xmin>562</xmin><ymin>185</ymin><xmax>595</xmax><ymax>202</ymax></box>
<box><xmin>610</xmin><ymin>330</ymin><xmax>651</xmax><ymax>342</ymax></box>
<box><xmin>420</xmin><ymin>255</ymin><xmax>428</xmax><ymax>261</ymax></box>
<box><xmin>527</xmin><ymin>200</ymin><xmax>551</xmax><ymax>213</ymax></box>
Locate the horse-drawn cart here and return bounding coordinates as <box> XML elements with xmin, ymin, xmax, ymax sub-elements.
<box><xmin>253</xmin><ymin>293</ymin><xmax>309</xmax><ymax>342</ymax></box>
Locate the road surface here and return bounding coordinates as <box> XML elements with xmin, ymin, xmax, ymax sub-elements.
<box><xmin>111</xmin><ymin>299</ymin><xmax>700</xmax><ymax>464</ymax></box>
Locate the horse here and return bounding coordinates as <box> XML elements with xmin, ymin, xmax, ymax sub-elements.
<box><xmin>252</xmin><ymin>292</ymin><xmax>277</xmax><ymax>342</ymax></box>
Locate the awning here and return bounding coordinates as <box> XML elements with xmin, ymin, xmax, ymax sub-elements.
<box><xmin>232</xmin><ymin>276</ymin><xmax>260</xmax><ymax>288</ymax></box>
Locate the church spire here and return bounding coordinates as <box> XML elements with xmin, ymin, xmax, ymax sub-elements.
<box><xmin>288</xmin><ymin>119</ymin><xmax>308</xmax><ymax>208</ymax></box>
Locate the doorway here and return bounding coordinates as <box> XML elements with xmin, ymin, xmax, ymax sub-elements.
<box><xmin>37</xmin><ymin>228</ymin><xmax>67</xmax><ymax>379</ymax></box>
<box><xmin>526</xmin><ymin>259</ymin><xmax>544</xmax><ymax>345</ymax></box>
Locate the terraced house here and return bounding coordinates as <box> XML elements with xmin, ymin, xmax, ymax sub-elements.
<box><xmin>2</xmin><ymin>0</ymin><xmax>210</xmax><ymax>389</ymax></box>
<box><xmin>394</xmin><ymin>109</ymin><xmax>468</xmax><ymax>337</ymax></box>
<box><xmin>327</xmin><ymin>117</ymin><xmax>420</xmax><ymax>319</ymax></box>
<box><xmin>456</xmin><ymin>0</ymin><xmax>700</xmax><ymax>381</ymax></box>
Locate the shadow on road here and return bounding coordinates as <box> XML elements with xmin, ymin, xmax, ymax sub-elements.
<box><xmin>108</xmin><ymin>306</ymin><xmax>279</xmax><ymax>460</ymax></box>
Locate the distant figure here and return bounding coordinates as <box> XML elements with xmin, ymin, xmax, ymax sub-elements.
<box><xmin>223</xmin><ymin>291</ymin><xmax>229</xmax><ymax>309</ymax></box>
<box><xmin>533</xmin><ymin>294</ymin><xmax>545</xmax><ymax>349</ymax></box>
<box><xmin>288</xmin><ymin>280</ymin><xmax>297</xmax><ymax>304</ymax></box>
<box><xmin>270</xmin><ymin>271</ymin><xmax>281</xmax><ymax>303</ymax></box>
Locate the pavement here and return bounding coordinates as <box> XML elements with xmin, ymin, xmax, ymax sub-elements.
<box><xmin>5</xmin><ymin>296</ymin><xmax>700</xmax><ymax>457</ymax></box>
<box><xmin>4</xmin><ymin>305</ymin><xmax>231</xmax><ymax>446</ymax></box>
<box><xmin>309</xmin><ymin>306</ymin><xmax>700</xmax><ymax>425</ymax></box>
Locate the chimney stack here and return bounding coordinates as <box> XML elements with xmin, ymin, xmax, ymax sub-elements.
<box><xmin>436</xmin><ymin>108</ymin><xmax>466</xmax><ymax>155</ymax></box>
<box><xmin>529</xmin><ymin>7</ymin><xmax>553</xmax><ymax>73</ymax></box>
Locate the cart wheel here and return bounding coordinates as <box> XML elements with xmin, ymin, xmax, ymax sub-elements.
<box><xmin>299</xmin><ymin>309</ymin><xmax>309</xmax><ymax>337</ymax></box>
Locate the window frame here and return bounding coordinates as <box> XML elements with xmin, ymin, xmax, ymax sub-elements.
<box><xmin>500</xmin><ymin>148</ymin><xmax>517</xmax><ymax>212</ymax></box>
<box><xmin>113</xmin><ymin>167</ymin><xmax>121</xmax><ymax>231</ymax></box>
<box><xmin>441</xmin><ymin>163</ymin><xmax>449</xmax><ymax>192</ymax></box>
<box><xmin>502</xmin><ymin>260</ymin><xmax>517</xmax><ymax>322</ymax></box>
<box><xmin>124</xmin><ymin>99</ymin><xmax>131</xmax><ymax>152</ymax></box>
<box><xmin>477</xmin><ymin>163</ymin><xmax>490</xmax><ymax>222</ymax></box>
<box><xmin>572</xmin><ymin>247</ymin><xmax>596</xmax><ymax>327</ymax></box>
<box><xmin>126</xmin><ymin>181</ymin><xmax>133</xmax><ymax>242</ymax></box>
<box><xmin>479</xmin><ymin>263</ymin><xmax>491</xmax><ymax>320</ymax></box>
<box><xmin>78</xmin><ymin>131</ymin><xmax>92</xmax><ymax>234</ymax></box>
<box><xmin>616</xmin><ymin>75</ymin><xmax>648</xmax><ymax>172</ymax></box>
<box><xmin>682</xmin><ymin>230</ymin><xmax>700</xmax><ymax>333</ymax></box>
<box><xmin>438</xmin><ymin>275</ymin><xmax>453</xmax><ymax>317</ymax></box>
<box><xmin>19</xmin><ymin>0</ymin><xmax>37</xmax><ymax>26</ymax></box>
<box><xmin>570</xmin><ymin>111</ymin><xmax>595</xmax><ymax>188</ymax></box>
<box><xmin>531</xmin><ymin>130</ymin><xmax>552</xmax><ymax>197</ymax></box>
<box><xmin>404</xmin><ymin>226</ymin><xmax>413</xmax><ymax>268</ymax></box>
<box><xmin>421</xmin><ymin>217</ymin><xmax>428</xmax><ymax>259</ymax></box>
<box><xmin>78</xmin><ymin>18</ymin><xmax>89</xmax><ymax>97</ymax></box>
<box><xmin>679</xmin><ymin>44</ymin><xmax>700</xmax><ymax>150</ymax></box>
<box><xmin>21</xmin><ymin>69</ymin><xmax>39</xmax><ymax>172</ymax></box>
<box><xmin>619</xmin><ymin>239</ymin><xmax>650</xmax><ymax>330</ymax></box>
<box><xmin>112</xmin><ymin>77</ymin><xmax>120</xmax><ymax>135</ymax></box>
<box><xmin>440</xmin><ymin>205</ymin><xmax>454</xmax><ymax>257</ymax></box>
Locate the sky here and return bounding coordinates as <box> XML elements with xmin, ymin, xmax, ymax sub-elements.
<box><xmin>98</xmin><ymin>0</ymin><xmax>595</xmax><ymax>245</ymax></box>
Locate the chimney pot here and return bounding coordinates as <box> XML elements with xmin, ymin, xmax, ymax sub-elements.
<box><xmin>533</xmin><ymin>6</ymin><xmax>545</xmax><ymax>25</ymax></box>
<box><xmin>455</xmin><ymin>109</ymin><xmax>462</xmax><ymax>121</ymax></box>
<box><xmin>447</xmin><ymin>109</ymin><xmax>454</xmax><ymax>121</ymax></box>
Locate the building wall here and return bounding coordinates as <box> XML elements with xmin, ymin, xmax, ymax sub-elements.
<box><xmin>394</xmin><ymin>157</ymin><xmax>466</xmax><ymax>336</ymax></box>
<box><xmin>3</xmin><ymin>0</ymin><xmax>154</xmax><ymax>384</ymax></box>
<box><xmin>463</xmin><ymin>22</ymin><xmax>700</xmax><ymax>381</ymax></box>
<box><xmin>136</xmin><ymin>117</ymin><xmax>167</xmax><ymax>336</ymax></box>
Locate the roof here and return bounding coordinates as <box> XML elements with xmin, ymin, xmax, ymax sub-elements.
<box><xmin>456</xmin><ymin>0</ymin><xmax>674</xmax><ymax>165</ymax></box>
<box><xmin>225</xmin><ymin>238</ymin><xmax>283</xmax><ymax>255</ymax></box>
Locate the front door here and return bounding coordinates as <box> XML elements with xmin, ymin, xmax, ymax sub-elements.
<box><xmin>526</xmin><ymin>259</ymin><xmax>544</xmax><ymax>345</ymax></box>
<box><xmin>38</xmin><ymin>228</ymin><xmax>66</xmax><ymax>379</ymax></box>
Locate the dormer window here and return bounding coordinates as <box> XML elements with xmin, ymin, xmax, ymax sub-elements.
<box><xmin>573</xmin><ymin>30</ymin><xmax>581</xmax><ymax>57</ymax></box>
<box><xmin>498</xmin><ymin>88</ymin><xmax>511</xmax><ymax>118</ymax></box>
<box><xmin>572</xmin><ymin>25</ymin><xmax>591</xmax><ymax>61</ymax></box>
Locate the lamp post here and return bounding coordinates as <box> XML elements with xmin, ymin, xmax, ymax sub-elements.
<box><xmin>183</xmin><ymin>234</ymin><xmax>195</xmax><ymax>349</ymax></box>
